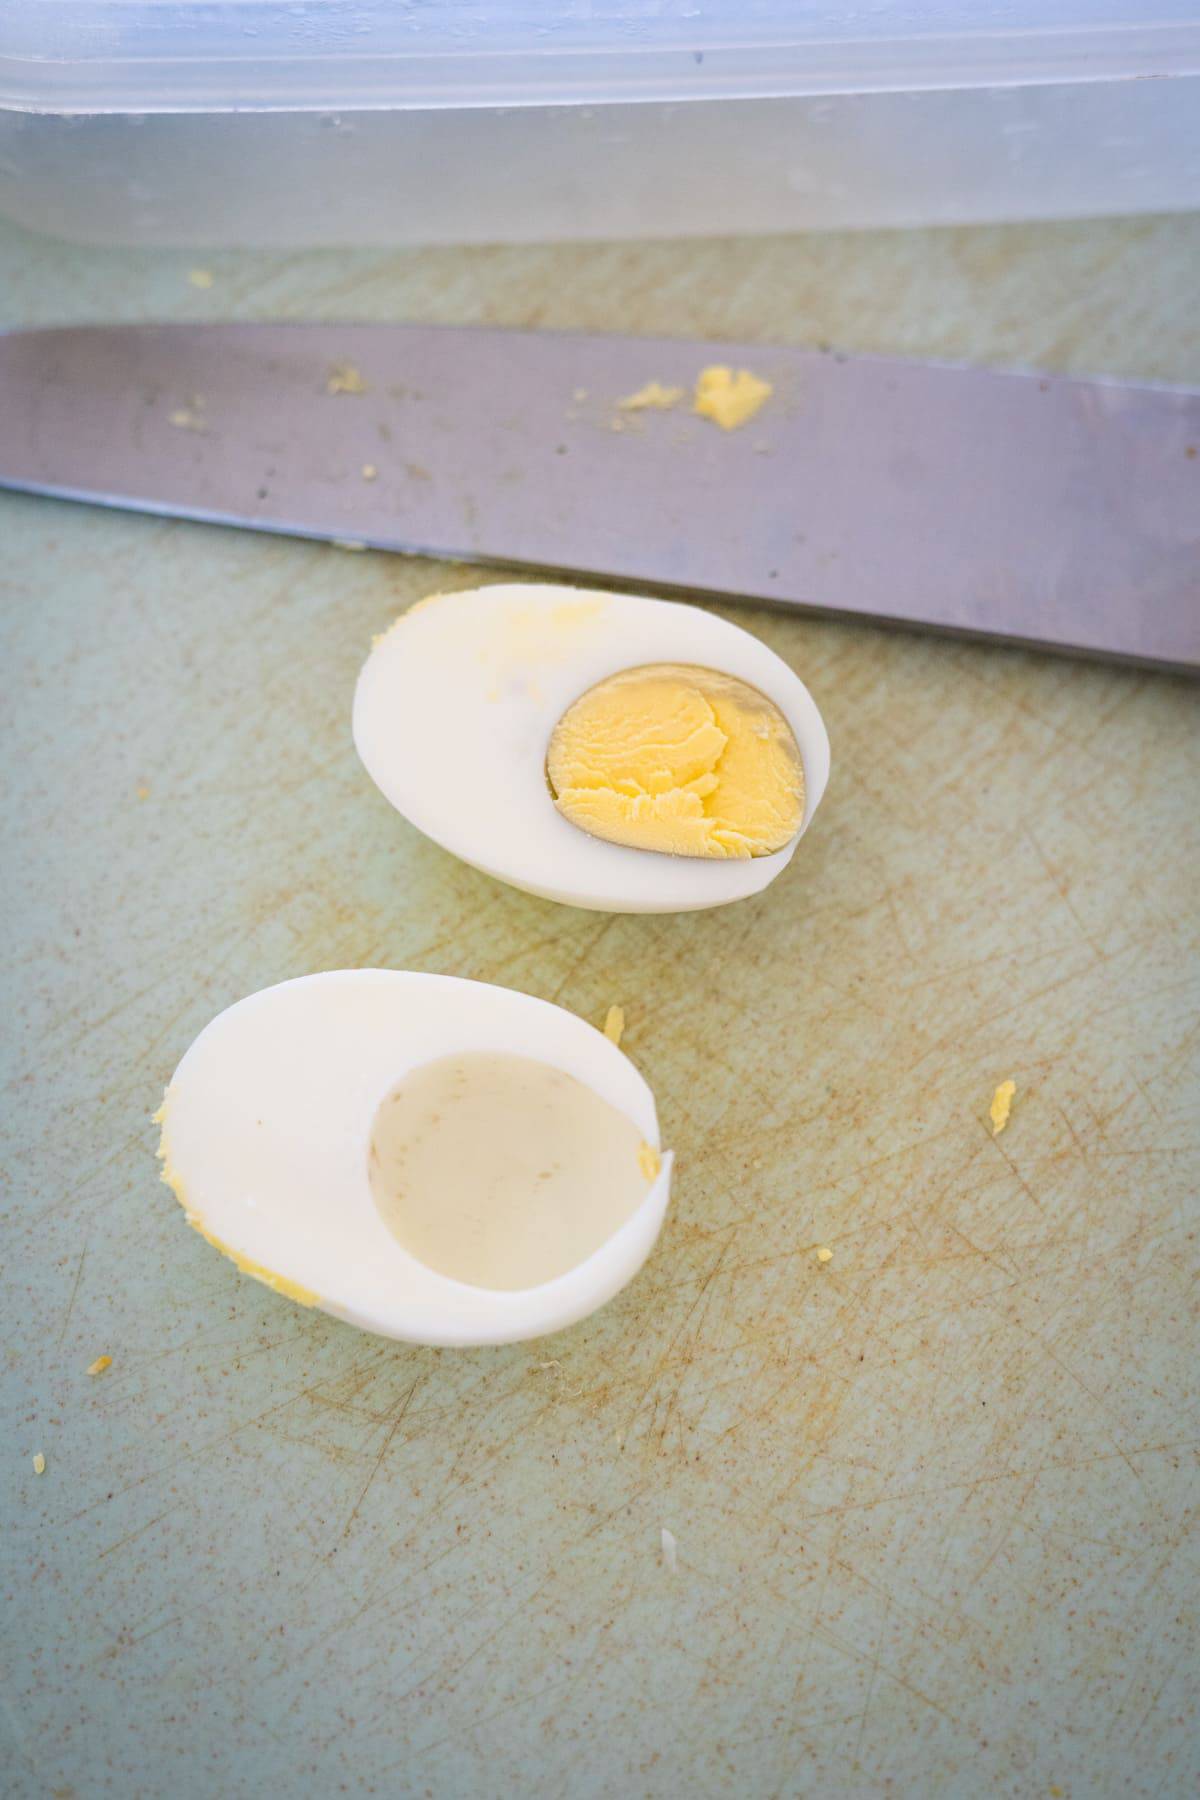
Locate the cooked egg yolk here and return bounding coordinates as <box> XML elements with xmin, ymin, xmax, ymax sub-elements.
<box><xmin>546</xmin><ymin>663</ymin><xmax>804</xmax><ymax>859</ymax></box>
<box><xmin>693</xmin><ymin>365</ymin><xmax>773</xmax><ymax>430</ymax></box>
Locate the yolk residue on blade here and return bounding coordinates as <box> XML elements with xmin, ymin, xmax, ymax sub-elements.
<box><xmin>692</xmin><ymin>365</ymin><xmax>773</xmax><ymax>430</ymax></box>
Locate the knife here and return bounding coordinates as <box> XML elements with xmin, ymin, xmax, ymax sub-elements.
<box><xmin>1</xmin><ymin>323</ymin><xmax>1197</xmax><ymax>670</ymax></box>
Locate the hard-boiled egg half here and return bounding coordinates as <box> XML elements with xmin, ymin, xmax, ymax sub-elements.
<box><xmin>156</xmin><ymin>970</ymin><xmax>672</xmax><ymax>1346</ymax></box>
<box><xmin>353</xmin><ymin>583</ymin><xmax>830</xmax><ymax>912</ymax></box>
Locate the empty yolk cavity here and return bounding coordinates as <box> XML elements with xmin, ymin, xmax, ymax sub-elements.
<box><xmin>368</xmin><ymin>1053</ymin><xmax>659</xmax><ymax>1291</ymax></box>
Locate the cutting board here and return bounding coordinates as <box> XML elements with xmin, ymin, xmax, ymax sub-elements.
<box><xmin>2</xmin><ymin>215</ymin><xmax>1198</xmax><ymax>1800</ymax></box>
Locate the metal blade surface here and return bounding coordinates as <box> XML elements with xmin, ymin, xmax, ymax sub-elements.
<box><xmin>1</xmin><ymin>322</ymin><xmax>1196</xmax><ymax>668</ymax></box>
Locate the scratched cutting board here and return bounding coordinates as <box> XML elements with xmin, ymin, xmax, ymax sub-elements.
<box><xmin>1</xmin><ymin>215</ymin><xmax>1198</xmax><ymax>1800</ymax></box>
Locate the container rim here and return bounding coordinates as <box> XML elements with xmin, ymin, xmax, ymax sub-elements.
<box><xmin>3</xmin><ymin>3</ymin><xmax>1200</xmax><ymax>117</ymax></box>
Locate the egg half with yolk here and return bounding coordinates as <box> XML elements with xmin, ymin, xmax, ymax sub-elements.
<box><xmin>353</xmin><ymin>583</ymin><xmax>830</xmax><ymax>912</ymax></box>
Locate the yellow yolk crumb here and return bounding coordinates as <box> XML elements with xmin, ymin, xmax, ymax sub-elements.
<box><xmin>187</xmin><ymin>268</ymin><xmax>214</xmax><ymax>289</ymax></box>
<box><xmin>638</xmin><ymin>1143</ymin><xmax>662</xmax><ymax>1182</ymax></box>
<box><xmin>327</xmin><ymin>362</ymin><xmax>367</xmax><ymax>395</ymax></box>
<box><xmin>693</xmin><ymin>365</ymin><xmax>773</xmax><ymax>430</ymax></box>
<box><xmin>619</xmin><ymin>381</ymin><xmax>685</xmax><ymax>412</ymax></box>
<box><xmin>990</xmin><ymin>1079</ymin><xmax>1016</xmax><ymax>1136</ymax></box>
<box><xmin>816</xmin><ymin>1246</ymin><xmax>833</xmax><ymax>1263</ymax></box>
<box><xmin>86</xmin><ymin>1355</ymin><xmax>112</xmax><ymax>1376</ymax></box>
<box><xmin>547</xmin><ymin>663</ymin><xmax>804</xmax><ymax>859</ymax></box>
<box><xmin>32</xmin><ymin>1453</ymin><xmax>46</xmax><ymax>1475</ymax></box>
<box><xmin>603</xmin><ymin>1005</ymin><xmax>626</xmax><ymax>1046</ymax></box>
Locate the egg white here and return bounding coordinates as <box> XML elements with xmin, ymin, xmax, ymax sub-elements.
<box><xmin>157</xmin><ymin>970</ymin><xmax>672</xmax><ymax>1346</ymax></box>
<box><xmin>353</xmin><ymin>583</ymin><xmax>831</xmax><ymax>912</ymax></box>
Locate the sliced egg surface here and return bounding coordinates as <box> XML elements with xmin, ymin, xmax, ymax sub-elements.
<box><xmin>156</xmin><ymin>970</ymin><xmax>672</xmax><ymax>1347</ymax></box>
<box><xmin>353</xmin><ymin>583</ymin><xmax>831</xmax><ymax>912</ymax></box>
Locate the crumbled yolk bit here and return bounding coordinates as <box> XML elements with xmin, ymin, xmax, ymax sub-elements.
<box><xmin>32</xmin><ymin>1453</ymin><xmax>46</xmax><ymax>1475</ymax></box>
<box><xmin>187</xmin><ymin>268</ymin><xmax>214</xmax><ymax>290</ymax></box>
<box><xmin>327</xmin><ymin>362</ymin><xmax>367</xmax><ymax>395</ymax></box>
<box><xmin>619</xmin><ymin>381</ymin><xmax>684</xmax><ymax>412</ymax></box>
<box><xmin>603</xmin><ymin>1005</ymin><xmax>626</xmax><ymax>1047</ymax></box>
<box><xmin>693</xmin><ymin>365</ymin><xmax>773</xmax><ymax>430</ymax></box>
<box><xmin>990</xmin><ymin>1079</ymin><xmax>1016</xmax><ymax>1136</ymax></box>
<box><xmin>547</xmin><ymin>663</ymin><xmax>804</xmax><ymax>859</ymax></box>
<box><xmin>638</xmin><ymin>1142</ymin><xmax>662</xmax><ymax>1182</ymax></box>
<box><xmin>87</xmin><ymin>1355</ymin><xmax>112</xmax><ymax>1376</ymax></box>
<box><xmin>816</xmin><ymin>1246</ymin><xmax>833</xmax><ymax>1263</ymax></box>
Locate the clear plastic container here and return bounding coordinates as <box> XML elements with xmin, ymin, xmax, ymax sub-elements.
<box><xmin>2</xmin><ymin>2</ymin><xmax>1199</xmax><ymax>247</ymax></box>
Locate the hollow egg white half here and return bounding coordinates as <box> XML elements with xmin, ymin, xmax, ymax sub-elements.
<box><xmin>156</xmin><ymin>971</ymin><xmax>672</xmax><ymax>1347</ymax></box>
<box><xmin>353</xmin><ymin>583</ymin><xmax>830</xmax><ymax>912</ymax></box>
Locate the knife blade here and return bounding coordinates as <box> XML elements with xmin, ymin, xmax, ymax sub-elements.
<box><xmin>1</xmin><ymin>322</ymin><xmax>1196</xmax><ymax>670</ymax></box>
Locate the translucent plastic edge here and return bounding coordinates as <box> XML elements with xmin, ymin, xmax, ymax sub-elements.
<box><xmin>4</xmin><ymin>21</ymin><xmax>1199</xmax><ymax>116</ymax></box>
